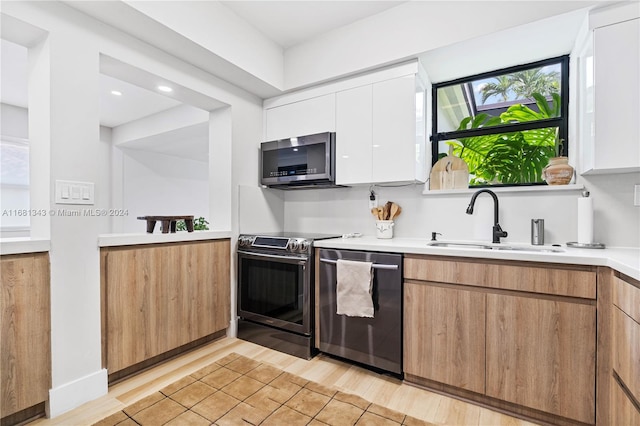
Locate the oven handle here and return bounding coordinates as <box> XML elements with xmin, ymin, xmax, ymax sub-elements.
<box><xmin>320</xmin><ymin>258</ymin><xmax>398</xmax><ymax>270</ymax></box>
<box><xmin>238</xmin><ymin>249</ymin><xmax>308</xmax><ymax>263</ymax></box>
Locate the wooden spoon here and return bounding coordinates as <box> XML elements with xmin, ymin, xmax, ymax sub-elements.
<box><xmin>389</xmin><ymin>203</ymin><xmax>400</xmax><ymax>220</ymax></box>
<box><xmin>391</xmin><ymin>204</ymin><xmax>402</xmax><ymax>220</ymax></box>
<box><xmin>371</xmin><ymin>207</ymin><xmax>379</xmax><ymax>218</ymax></box>
<box><xmin>383</xmin><ymin>202</ymin><xmax>392</xmax><ymax>220</ymax></box>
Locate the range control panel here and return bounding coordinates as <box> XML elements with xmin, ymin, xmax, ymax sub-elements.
<box><xmin>238</xmin><ymin>235</ymin><xmax>311</xmax><ymax>255</ymax></box>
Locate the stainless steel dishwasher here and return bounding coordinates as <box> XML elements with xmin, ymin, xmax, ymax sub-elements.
<box><xmin>318</xmin><ymin>248</ymin><xmax>403</xmax><ymax>376</ymax></box>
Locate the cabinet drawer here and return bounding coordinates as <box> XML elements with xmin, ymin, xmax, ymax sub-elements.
<box><xmin>612</xmin><ymin>380</ymin><xmax>640</xmax><ymax>426</ymax></box>
<box><xmin>613</xmin><ymin>275</ymin><xmax>640</xmax><ymax>323</ymax></box>
<box><xmin>404</xmin><ymin>256</ymin><xmax>596</xmax><ymax>299</ymax></box>
<box><xmin>613</xmin><ymin>305</ymin><xmax>640</xmax><ymax>404</ymax></box>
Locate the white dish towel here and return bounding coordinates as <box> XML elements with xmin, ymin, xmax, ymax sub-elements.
<box><xmin>336</xmin><ymin>259</ymin><xmax>374</xmax><ymax>318</ymax></box>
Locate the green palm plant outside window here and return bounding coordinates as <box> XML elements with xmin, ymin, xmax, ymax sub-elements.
<box><xmin>448</xmin><ymin>93</ymin><xmax>560</xmax><ymax>185</ymax></box>
<box><xmin>432</xmin><ymin>55</ymin><xmax>568</xmax><ymax>187</ymax></box>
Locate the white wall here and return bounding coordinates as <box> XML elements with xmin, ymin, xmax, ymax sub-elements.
<box><xmin>2</xmin><ymin>0</ymin><xmax>263</xmax><ymax>417</ymax></box>
<box><xmin>282</xmin><ymin>176</ymin><xmax>640</xmax><ymax>248</ymax></box>
<box><xmin>283</xmin><ymin>1</ymin><xmax>600</xmax><ymax>89</ymax></box>
<box><xmin>120</xmin><ymin>148</ymin><xmax>209</xmax><ymax>233</ymax></box>
<box><xmin>277</xmin><ymin>1</ymin><xmax>640</xmax><ymax>250</ymax></box>
<box><xmin>125</xmin><ymin>0</ymin><xmax>284</xmax><ymax>90</ymax></box>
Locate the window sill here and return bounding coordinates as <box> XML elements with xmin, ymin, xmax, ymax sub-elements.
<box><xmin>422</xmin><ymin>183</ymin><xmax>584</xmax><ymax>196</ymax></box>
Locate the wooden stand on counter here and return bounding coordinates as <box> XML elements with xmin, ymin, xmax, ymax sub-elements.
<box><xmin>137</xmin><ymin>215</ymin><xmax>194</xmax><ymax>233</ymax></box>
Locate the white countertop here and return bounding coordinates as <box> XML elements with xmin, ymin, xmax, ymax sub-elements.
<box><xmin>314</xmin><ymin>236</ymin><xmax>640</xmax><ymax>281</ymax></box>
<box><xmin>0</xmin><ymin>238</ymin><xmax>51</xmax><ymax>256</ymax></box>
<box><xmin>98</xmin><ymin>230</ymin><xmax>232</xmax><ymax>247</ymax></box>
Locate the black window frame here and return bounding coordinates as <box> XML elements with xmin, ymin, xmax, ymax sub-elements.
<box><xmin>431</xmin><ymin>55</ymin><xmax>570</xmax><ymax>187</ymax></box>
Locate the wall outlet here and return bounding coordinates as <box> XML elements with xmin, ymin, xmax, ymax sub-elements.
<box><xmin>634</xmin><ymin>184</ymin><xmax>640</xmax><ymax>206</ymax></box>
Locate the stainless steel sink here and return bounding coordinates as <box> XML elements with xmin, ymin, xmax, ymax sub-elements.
<box><xmin>427</xmin><ymin>242</ymin><xmax>492</xmax><ymax>249</ymax></box>
<box><xmin>427</xmin><ymin>241</ymin><xmax>565</xmax><ymax>253</ymax></box>
<box><xmin>491</xmin><ymin>245</ymin><xmax>565</xmax><ymax>253</ymax></box>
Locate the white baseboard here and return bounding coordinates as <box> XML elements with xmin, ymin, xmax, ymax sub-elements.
<box><xmin>48</xmin><ymin>368</ymin><xmax>108</xmax><ymax>418</ymax></box>
<box><xmin>227</xmin><ymin>317</ymin><xmax>238</xmax><ymax>338</ymax></box>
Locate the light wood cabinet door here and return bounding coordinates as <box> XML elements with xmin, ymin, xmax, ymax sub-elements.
<box><xmin>103</xmin><ymin>240</ymin><xmax>230</xmax><ymax>374</ymax></box>
<box><xmin>612</xmin><ymin>275</ymin><xmax>640</xmax><ymax>411</ymax></box>
<box><xmin>404</xmin><ymin>281</ymin><xmax>485</xmax><ymax>393</ymax></box>
<box><xmin>613</xmin><ymin>305</ymin><xmax>640</xmax><ymax>405</ymax></box>
<box><xmin>486</xmin><ymin>294</ymin><xmax>596</xmax><ymax>424</ymax></box>
<box><xmin>1</xmin><ymin>253</ymin><xmax>51</xmax><ymax>418</ymax></box>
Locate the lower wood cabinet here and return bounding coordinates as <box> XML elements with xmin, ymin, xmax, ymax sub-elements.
<box><xmin>1</xmin><ymin>252</ymin><xmax>51</xmax><ymax>421</ymax></box>
<box><xmin>611</xmin><ymin>274</ymin><xmax>640</xmax><ymax>423</ymax></box>
<box><xmin>101</xmin><ymin>239</ymin><xmax>230</xmax><ymax>377</ymax></box>
<box><xmin>611</xmin><ymin>377</ymin><xmax>640</xmax><ymax>425</ymax></box>
<box><xmin>404</xmin><ymin>283</ymin><xmax>485</xmax><ymax>394</ymax></box>
<box><xmin>485</xmin><ymin>293</ymin><xmax>595</xmax><ymax>424</ymax></box>
<box><xmin>404</xmin><ymin>255</ymin><xmax>597</xmax><ymax>425</ymax></box>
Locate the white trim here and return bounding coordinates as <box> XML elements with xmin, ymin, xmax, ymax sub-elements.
<box><xmin>0</xmin><ymin>237</ymin><xmax>49</xmax><ymax>255</ymax></box>
<box><xmin>98</xmin><ymin>230</ymin><xmax>231</xmax><ymax>247</ymax></box>
<box><xmin>48</xmin><ymin>368</ymin><xmax>108</xmax><ymax>418</ymax></box>
<box><xmin>0</xmin><ymin>183</ymin><xmax>30</xmax><ymax>189</ymax></box>
<box><xmin>0</xmin><ymin>135</ymin><xmax>29</xmax><ymax>145</ymax></box>
<box><xmin>422</xmin><ymin>183</ymin><xmax>584</xmax><ymax>196</ymax></box>
<box><xmin>264</xmin><ymin>60</ymin><xmax>419</xmax><ymax>109</ymax></box>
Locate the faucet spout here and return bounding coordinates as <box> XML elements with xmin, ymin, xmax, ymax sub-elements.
<box><xmin>466</xmin><ymin>189</ymin><xmax>508</xmax><ymax>243</ymax></box>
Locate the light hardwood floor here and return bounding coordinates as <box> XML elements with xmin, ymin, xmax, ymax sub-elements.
<box><xmin>31</xmin><ymin>337</ymin><xmax>539</xmax><ymax>426</ymax></box>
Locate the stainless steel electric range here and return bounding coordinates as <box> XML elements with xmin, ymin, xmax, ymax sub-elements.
<box><xmin>236</xmin><ymin>232</ymin><xmax>340</xmax><ymax>359</ymax></box>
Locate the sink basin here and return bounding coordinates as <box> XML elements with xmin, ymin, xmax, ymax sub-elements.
<box><xmin>427</xmin><ymin>241</ymin><xmax>565</xmax><ymax>253</ymax></box>
<box><xmin>427</xmin><ymin>242</ymin><xmax>492</xmax><ymax>249</ymax></box>
<box><xmin>492</xmin><ymin>245</ymin><xmax>565</xmax><ymax>253</ymax></box>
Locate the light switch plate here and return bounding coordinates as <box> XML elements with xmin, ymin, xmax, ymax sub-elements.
<box><xmin>55</xmin><ymin>180</ymin><xmax>95</xmax><ymax>205</ymax></box>
<box><xmin>634</xmin><ymin>184</ymin><xmax>640</xmax><ymax>206</ymax></box>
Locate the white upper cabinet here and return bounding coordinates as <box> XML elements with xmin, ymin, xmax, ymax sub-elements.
<box><xmin>336</xmin><ymin>85</ymin><xmax>373</xmax><ymax>185</ymax></box>
<box><xmin>265</xmin><ymin>93</ymin><xmax>336</xmax><ymax>141</ymax></box>
<box><xmin>264</xmin><ymin>61</ymin><xmax>428</xmax><ymax>186</ymax></box>
<box><xmin>371</xmin><ymin>75</ymin><xmax>419</xmax><ymax>184</ymax></box>
<box><xmin>336</xmin><ymin>74</ymin><xmax>423</xmax><ymax>185</ymax></box>
<box><xmin>580</xmin><ymin>4</ymin><xmax>640</xmax><ymax>174</ymax></box>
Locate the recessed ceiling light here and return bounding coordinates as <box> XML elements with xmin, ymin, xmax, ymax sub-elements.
<box><xmin>111</xmin><ymin>90</ymin><xmax>122</xmax><ymax>96</ymax></box>
<box><xmin>157</xmin><ymin>85</ymin><xmax>173</xmax><ymax>93</ymax></box>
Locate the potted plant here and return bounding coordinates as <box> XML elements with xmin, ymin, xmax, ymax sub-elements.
<box><xmin>542</xmin><ymin>138</ymin><xmax>574</xmax><ymax>185</ymax></box>
<box><xmin>176</xmin><ymin>216</ymin><xmax>209</xmax><ymax>231</ymax></box>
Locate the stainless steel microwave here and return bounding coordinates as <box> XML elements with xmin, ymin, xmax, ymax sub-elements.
<box><xmin>260</xmin><ymin>132</ymin><xmax>337</xmax><ymax>189</ymax></box>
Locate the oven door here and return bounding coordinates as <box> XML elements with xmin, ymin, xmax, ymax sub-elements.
<box><xmin>237</xmin><ymin>250</ymin><xmax>311</xmax><ymax>335</ymax></box>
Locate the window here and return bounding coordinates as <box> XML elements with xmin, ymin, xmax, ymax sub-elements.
<box><xmin>431</xmin><ymin>56</ymin><xmax>569</xmax><ymax>186</ymax></box>
<box><xmin>0</xmin><ymin>136</ymin><xmax>30</xmax><ymax>236</ymax></box>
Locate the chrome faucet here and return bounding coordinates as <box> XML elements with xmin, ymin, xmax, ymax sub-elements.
<box><xmin>466</xmin><ymin>189</ymin><xmax>508</xmax><ymax>244</ymax></box>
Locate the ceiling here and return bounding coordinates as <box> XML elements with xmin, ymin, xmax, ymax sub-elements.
<box><xmin>220</xmin><ymin>1</ymin><xmax>406</xmax><ymax>48</ymax></box>
<box><xmin>1</xmin><ymin>1</ymin><xmax>407</xmax><ymax>134</ymax></box>
<box><xmin>1</xmin><ymin>39</ymin><xmax>186</xmax><ymax>128</ymax></box>
<box><xmin>1</xmin><ymin>1</ymin><xmax>591</xmax><ymax>160</ymax></box>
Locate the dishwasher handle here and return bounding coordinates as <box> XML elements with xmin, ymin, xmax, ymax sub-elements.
<box><xmin>319</xmin><ymin>258</ymin><xmax>399</xmax><ymax>270</ymax></box>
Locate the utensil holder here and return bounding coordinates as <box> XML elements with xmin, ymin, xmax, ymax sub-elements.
<box><xmin>376</xmin><ymin>220</ymin><xmax>394</xmax><ymax>239</ymax></box>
